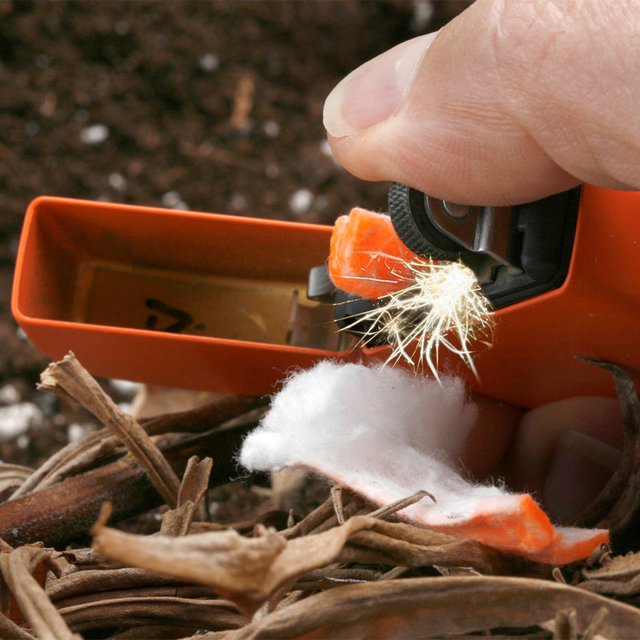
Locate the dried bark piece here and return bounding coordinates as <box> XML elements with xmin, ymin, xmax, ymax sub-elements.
<box><xmin>0</xmin><ymin>544</ymin><xmax>79</xmax><ymax>640</ymax></box>
<box><xmin>177</xmin><ymin>456</ymin><xmax>213</xmax><ymax>507</ymax></box>
<box><xmin>574</xmin><ymin>358</ymin><xmax>640</xmax><ymax>543</ymax></box>
<box><xmin>38</xmin><ymin>353</ymin><xmax>181</xmax><ymax>508</ymax></box>
<box><xmin>92</xmin><ymin>514</ymin><xmax>508</xmax><ymax>615</ymax></box>
<box><xmin>199</xmin><ymin>576</ymin><xmax>640</xmax><ymax>639</ymax></box>
<box><xmin>161</xmin><ymin>456</ymin><xmax>213</xmax><ymax>536</ymax></box>
<box><xmin>160</xmin><ymin>503</ymin><xmax>197</xmax><ymax>538</ymax></box>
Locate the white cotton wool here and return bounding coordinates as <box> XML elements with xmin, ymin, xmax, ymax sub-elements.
<box><xmin>240</xmin><ymin>361</ymin><xmax>500</xmax><ymax>525</ymax></box>
<box><xmin>240</xmin><ymin>360</ymin><xmax>476</xmax><ymax>473</ymax></box>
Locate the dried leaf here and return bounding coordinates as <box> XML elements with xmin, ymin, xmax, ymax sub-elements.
<box><xmin>92</xmin><ymin>515</ymin><xmax>507</xmax><ymax>614</ymax></box>
<box><xmin>579</xmin><ymin>552</ymin><xmax>640</xmax><ymax>596</ymax></box>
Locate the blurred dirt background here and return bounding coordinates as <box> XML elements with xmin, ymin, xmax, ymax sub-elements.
<box><xmin>0</xmin><ymin>0</ymin><xmax>470</xmax><ymax>465</ymax></box>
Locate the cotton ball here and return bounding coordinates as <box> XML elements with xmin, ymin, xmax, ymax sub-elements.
<box><xmin>240</xmin><ymin>361</ymin><xmax>476</xmax><ymax>472</ymax></box>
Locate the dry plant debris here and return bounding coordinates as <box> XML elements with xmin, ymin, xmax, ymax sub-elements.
<box><xmin>0</xmin><ymin>354</ymin><xmax>637</xmax><ymax>638</ymax></box>
<box><xmin>38</xmin><ymin>354</ymin><xmax>182</xmax><ymax>508</ymax></box>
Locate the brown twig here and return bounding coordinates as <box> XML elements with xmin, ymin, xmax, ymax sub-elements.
<box><xmin>10</xmin><ymin>395</ymin><xmax>262</xmax><ymax>501</ymax></box>
<box><xmin>38</xmin><ymin>353</ymin><xmax>181</xmax><ymax>508</ymax></box>
<box><xmin>57</xmin><ymin>597</ymin><xmax>246</xmax><ymax>635</ymax></box>
<box><xmin>0</xmin><ymin>422</ymin><xmax>254</xmax><ymax>548</ymax></box>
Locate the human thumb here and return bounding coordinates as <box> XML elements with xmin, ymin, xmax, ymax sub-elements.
<box><xmin>324</xmin><ymin>0</ymin><xmax>640</xmax><ymax>205</ymax></box>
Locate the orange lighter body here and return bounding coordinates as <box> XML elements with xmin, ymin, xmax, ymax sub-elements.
<box><xmin>11</xmin><ymin>185</ymin><xmax>640</xmax><ymax>407</ymax></box>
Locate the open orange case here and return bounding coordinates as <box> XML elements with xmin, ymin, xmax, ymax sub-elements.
<box><xmin>11</xmin><ymin>186</ymin><xmax>640</xmax><ymax>407</ymax></box>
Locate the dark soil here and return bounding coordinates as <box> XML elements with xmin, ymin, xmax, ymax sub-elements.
<box><xmin>0</xmin><ymin>0</ymin><xmax>470</xmax><ymax>387</ymax></box>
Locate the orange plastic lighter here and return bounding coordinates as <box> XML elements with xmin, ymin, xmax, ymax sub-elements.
<box><xmin>11</xmin><ymin>185</ymin><xmax>640</xmax><ymax>407</ymax></box>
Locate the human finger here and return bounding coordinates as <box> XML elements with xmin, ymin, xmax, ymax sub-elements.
<box><xmin>324</xmin><ymin>0</ymin><xmax>640</xmax><ymax>205</ymax></box>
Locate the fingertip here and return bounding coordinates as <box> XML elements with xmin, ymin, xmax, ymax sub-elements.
<box><xmin>543</xmin><ymin>429</ymin><xmax>622</xmax><ymax>523</ymax></box>
<box><xmin>505</xmin><ymin>397</ymin><xmax>623</xmax><ymax>523</ymax></box>
<box><xmin>323</xmin><ymin>34</ymin><xmax>438</xmax><ymax>139</ymax></box>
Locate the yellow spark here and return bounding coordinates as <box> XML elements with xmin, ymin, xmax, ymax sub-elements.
<box><xmin>340</xmin><ymin>257</ymin><xmax>494</xmax><ymax>380</ymax></box>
